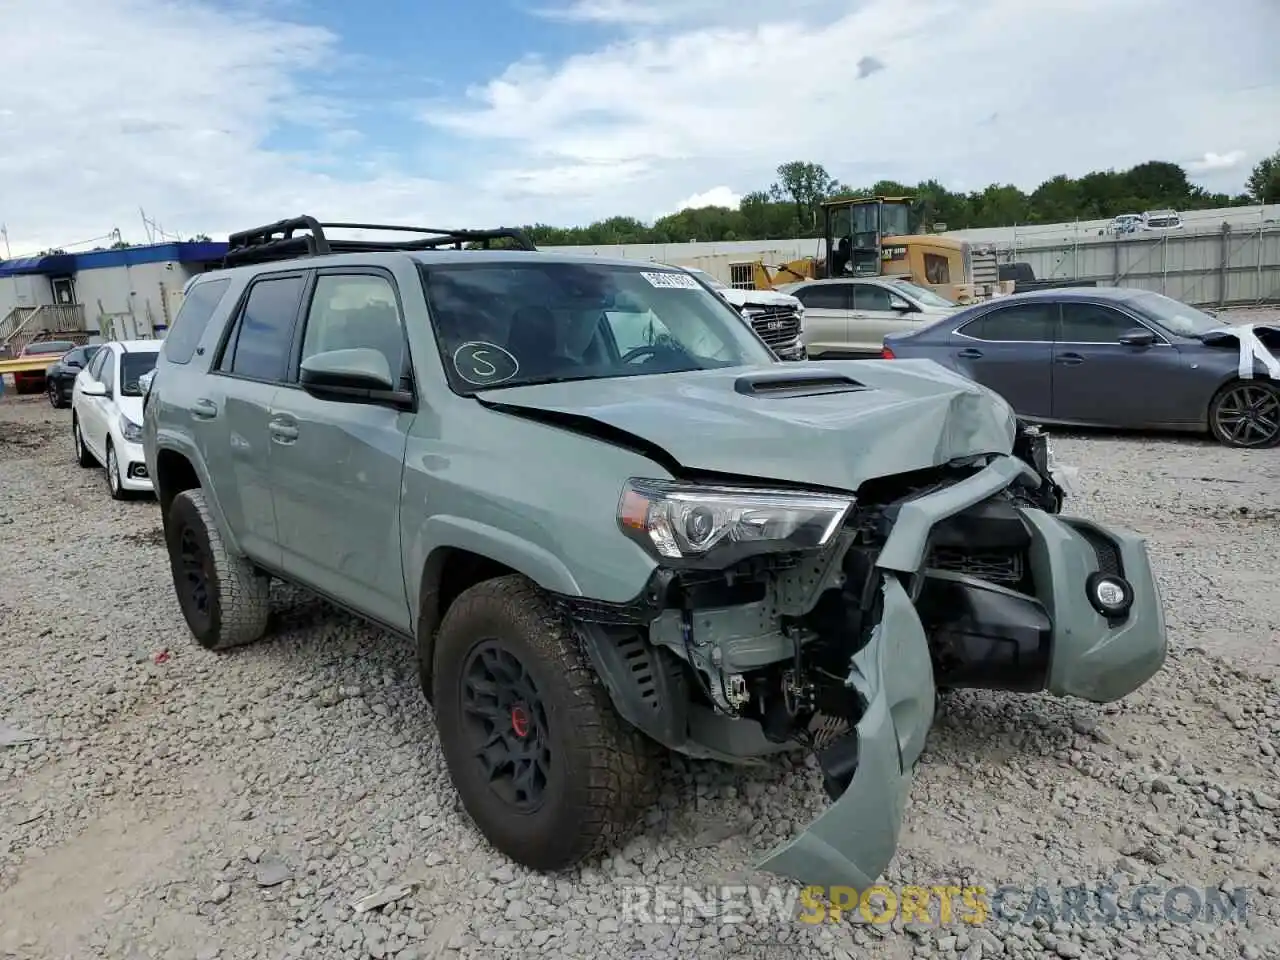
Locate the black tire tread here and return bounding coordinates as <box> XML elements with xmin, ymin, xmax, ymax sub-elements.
<box><xmin>73</xmin><ymin>416</ymin><xmax>95</xmax><ymax>468</ymax></box>
<box><xmin>167</xmin><ymin>488</ymin><xmax>271</xmax><ymax>651</ymax></box>
<box><xmin>105</xmin><ymin>441</ymin><xmax>128</xmax><ymax>501</ymax></box>
<box><xmin>433</xmin><ymin>574</ymin><xmax>660</xmax><ymax>870</ymax></box>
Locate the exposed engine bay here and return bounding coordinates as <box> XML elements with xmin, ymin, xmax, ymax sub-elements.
<box><xmin>560</xmin><ymin>421</ymin><xmax>1069</xmax><ymax>796</ymax></box>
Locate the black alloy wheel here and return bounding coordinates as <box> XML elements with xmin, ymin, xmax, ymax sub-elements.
<box><xmin>461</xmin><ymin>640</ymin><xmax>552</xmax><ymax>812</ymax></box>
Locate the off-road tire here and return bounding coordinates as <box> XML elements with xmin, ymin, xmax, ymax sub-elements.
<box><xmin>432</xmin><ymin>574</ymin><xmax>660</xmax><ymax>871</ymax></box>
<box><xmin>164</xmin><ymin>488</ymin><xmax>271</xmax><ymax>651</ymax></box>
<box><xmin>1208</xmin><ymin>378</ymin><xmax>1280</xmax><ymax>449</ymax></box>
<box><xmin>72</xmin><ymin>416</ymin><xmax>95</xmax><ymax>468</ymax></box>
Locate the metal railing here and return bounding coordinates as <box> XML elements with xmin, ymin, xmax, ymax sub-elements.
<box><xmin>0</xmin><ymin>304</ymin><xmax>87</xmax><ymax>356</ymax></box>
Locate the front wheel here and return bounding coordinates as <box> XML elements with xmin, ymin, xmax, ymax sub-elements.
<box><xmin>163</xmin><ymin>488</ymin><xmax>271</xmax><ymax>650</ymax></box>
<box><xmin>1208</xmin><ymin>379</ymin><xmax>1280</xmax><ymax>449</ymax></box>
<box><xmin>105</xmin><ymin>443</ymin><xmax>128</xmax><ymax>501</ymax></box>
<box><xmin>48</xmin><ymin>380</ymin><xmax>66</xmax><ymax>408</ymax></box>
<box><xmin>432</xmin><ymin>575</ymin><xmax>658</xmax><ymax>871</ymax></box>
<box><xmin>72</xmin><ymin>417</ymin><xmax>95</xmax><ymax>468</ymax></box>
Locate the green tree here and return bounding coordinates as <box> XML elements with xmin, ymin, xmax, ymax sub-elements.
<box><xmin>1246</xmin><ymin>147</ymin><xmax>1280</xmax><ymax>204</ymax></box>
<box><xmin>769</xmin><ymin>161</ymin><xmax>837</xmax><ymax>231</ymax></box>
<box><xmin>500</xmin><ymin>156</ymin><xmax>1252</xmax><ymax>246</ymax></box>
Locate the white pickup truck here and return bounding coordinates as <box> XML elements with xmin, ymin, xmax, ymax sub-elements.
<box><xmin>682</xmin><ymin>267</ymin><xmax>807</xmax><ymax>361</ymax></box>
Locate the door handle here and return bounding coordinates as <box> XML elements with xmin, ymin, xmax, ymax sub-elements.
<box><xmin>268</xmin><ymin>416</ymin><xmax>299</xmax><ymax>443</ymax></box>
<box><xmin>957</xmin><ymin>348</ymin><xmax>984</xmax><ymax>359</ymax></box>
<box><xmin>1056</xmin><ymin>353</ymin><xmax>1084</xmax><ymax>366</ymax></box>
<box><xmin>191</xmin><ymin>398</ymin><xmax>218</xmax><ymax>420</ymax></box>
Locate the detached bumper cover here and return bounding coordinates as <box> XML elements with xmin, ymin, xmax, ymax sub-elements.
<box><xmin>757</xmin><ymin>467</ymin><xmax>1168</xmax><ymax>890</ymax></box>
<box><xmin>757</xmin><ymin>576</ymin><xmax>935</xmax><ymax>890</ymax></box>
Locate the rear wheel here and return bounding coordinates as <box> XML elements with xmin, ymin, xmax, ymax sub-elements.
<box><xmin>1208</xmin><ymin>379</ymin><xmax>1280</xmax><ymax>449</ymax></box>
<box><xmin>432</xmin><ymin>575</ymin><xmax>658</xmax><ymax>871</ymax></box>
<box><xmin>164</xmin><ymin>488</ymin><xmax>271</xmax><ymax>650</ymax></box>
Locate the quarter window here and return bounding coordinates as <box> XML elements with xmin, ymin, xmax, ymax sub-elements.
<box><xmin>796</xmin><ymin>284</ymin><xmax>850</xmax><ymax>310</ymax></box>
<box><xmin>1059</xmin><ymin>303</ymin><xmax>1149</xmax><ymax>343</ymax></box>
<box><xmin>165</xmin><ymin>278</ymin><xmax>232</xmax><ymax>365</ymax></box>
<box><xmin>219</xmin><ymin>275</ymin><xmax>305</xmax><ymax>382</ymax></box>
<box><xmin>959</xmin><ymin>304</ymin><xmax>1055</xmax><ymax>342</ymax></box>
<box><xmin>299</xmin><ymin>274</ymin><xmax>407</xmax><ymax>387</ymax></box>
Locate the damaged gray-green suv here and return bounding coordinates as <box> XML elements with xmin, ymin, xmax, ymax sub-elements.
<box><xmin>142</xmin><ymin>217</ymin><xmax>1168</xmax><ymax>890</ymax></box>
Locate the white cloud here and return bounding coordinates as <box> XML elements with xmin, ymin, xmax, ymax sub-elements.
<box><xmin>0</xmin><ymin>0</ymin><xmax>487</xmax><ymax>255</ymax></box>
<box><xmin>431</xmin><ymin>0</ymin><xmax>1280</xmax><ymax>219</ymax></box>
<box><xmin>670</xmin><ymin>187</ymin><xmax>743</xmax><ymax>213</ymax></box>
<box><xmin>1</xmin><ymin>0</ymin><xmax>1276</xmax><ymax>254</ymax></box>
<box><xmin>1185</xmin><ymin>150</ymin><xmax>1248</xmax><ymax>174</ymax></box>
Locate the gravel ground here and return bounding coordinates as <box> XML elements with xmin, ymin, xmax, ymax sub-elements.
<box><xmin>1</xmin><ymin>354</ymin><xmax>1278</xmax><ymax>960</ymax></box>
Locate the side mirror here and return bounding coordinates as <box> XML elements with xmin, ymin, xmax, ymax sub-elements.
<box><xmin>299</xmin><ymin>348</ymin><xmax>411</xmax><ymax>408</ymax></box>
<box><xmin>890</xmin><ymin>299</ymin><xmax>914</xmax><ymax>313</ymax></box>
<box><xmin>81</xmin><ymin>380</ymin><xmax>107</xmax><ymax>397</ymax></box>
<box><xmin>1118</xmin><ymin>328</ymin><xmax>1156</xmax><ymax>347</ymax></box>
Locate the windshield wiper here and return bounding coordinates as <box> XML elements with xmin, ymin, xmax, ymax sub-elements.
<box><xmin>475</xmin><ymin>373</ymin><xmax>606</xmax><ymax>391</ymax></box>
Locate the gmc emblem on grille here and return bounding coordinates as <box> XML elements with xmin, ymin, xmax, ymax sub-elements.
<box><xmin>766</xmin><ymin>320</ymin><xmax>782</xmax><ymax>331</ymax></box>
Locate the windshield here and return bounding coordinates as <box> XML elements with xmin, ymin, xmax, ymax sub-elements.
<box><xmin>25</xmin><ymin>341</ymin><xmax>74</xmax><ymax>355</ymax></box>
<box><xmin>1130</xmin><ymin>292</ymin><xmax>1222</xmax><ymax>337</ymax></box>
<box><xmin>889</xmin><ymin>279</ymin><xmax>956</xmax><ymax>308</ymax></box>
<box><xmin>689</xmin><ymin>270</ymin><xmax>728</xmax><ymax>290</ymax></box>
<box><xmin>120</xmin><ymin>351</ymin><xmax>159</xmax><ymax>396</ymax></box>
<box><xmin>420</xmin><ymin>261</ymin><xmax>776</xmax><ymax>394</ymax></box>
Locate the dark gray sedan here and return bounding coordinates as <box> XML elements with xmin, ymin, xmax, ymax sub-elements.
<box><xmin>881</xmin><ymin>287</ymin><xmax>1280</xmax><ymax>449</ymax></box>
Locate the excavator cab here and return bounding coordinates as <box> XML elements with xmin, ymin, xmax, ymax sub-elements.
<box><xmin>822</xmin><ymin>197</ymin><xmax>918</xmax><ymax>279</ymax></box>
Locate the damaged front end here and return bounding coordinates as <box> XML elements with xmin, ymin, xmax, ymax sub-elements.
<box><xmin>559</xmin><ymin>423</ymin><xmax>1166</xmax><ymax>890</ymax></box>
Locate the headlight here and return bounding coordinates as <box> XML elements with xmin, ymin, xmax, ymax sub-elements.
<box><xmin>617</xmin><ymin>479</ymin><xmax>854</xmax><ymax>568</ymax></box>
<box><xmin>118</xmin><ymin>414</ymin><xmax>143</xmax><ymax>443</ymax></box>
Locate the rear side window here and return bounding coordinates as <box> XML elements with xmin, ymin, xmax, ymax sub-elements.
<box><xmin>796</xmin><ymin>284</ymin><xmax>849</xmax><ymax>310</ymax></box>
<box><xmin>164</xmin><ymin>278</ymin><xmax>232</xmax><ymax>365</ymax></box>
<box><xmin>218</xmin><ymin>275</ymin><xmax>305</xmax><ymax>382</ymax></box>
<box><xmin>959</xmin><ymin>304</ymin><xmax>1055</xmax><ymax>342</ymax></box>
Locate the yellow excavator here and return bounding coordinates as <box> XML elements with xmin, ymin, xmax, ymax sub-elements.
<box><xmin>749</xmin><ymin>196</ymin><xmax>1006</xmax><ymax>303</ymax></box>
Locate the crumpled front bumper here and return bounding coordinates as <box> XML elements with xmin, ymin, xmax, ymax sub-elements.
<box><xmin>757</xmin><ymin>455</ymin><xmax>1168</xmax><ymax>890</ymax></box>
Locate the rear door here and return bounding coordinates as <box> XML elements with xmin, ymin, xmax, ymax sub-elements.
<box><xmin>950</xmin><ymin>302</ymin><xmax>1055</xmax><ymax>418</ymax></box>
<box><xmin>204</xmin><ymin>272</ymin><xmax>308</xmax><ymax>567</ymax></box>
<box><xmin>793</xmin><ymin>283</ymin><xmax>852</xmax><ymax>357</ymax></box>
<box><xmin>1052</xmin><ymin>302</ymin><xmax>1191</xmax><ymax>426</ymax></box>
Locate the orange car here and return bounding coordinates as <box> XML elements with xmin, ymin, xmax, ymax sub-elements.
<box><xmin>12</xmin><ymin>339</ymin><xmax>77</xmax><ymax>394</ymax></box>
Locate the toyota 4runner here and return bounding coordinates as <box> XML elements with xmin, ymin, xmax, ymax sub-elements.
<box><xmin>143</xmin><ymin>216</ymin><xmax>1168</xmax><ymax>890</ymax></box>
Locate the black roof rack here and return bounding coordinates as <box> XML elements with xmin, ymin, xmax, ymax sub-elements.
<box><xmin>222</xmin><ymin>216</ymin><xmax>538</xmax><ymax>268</ymax></box>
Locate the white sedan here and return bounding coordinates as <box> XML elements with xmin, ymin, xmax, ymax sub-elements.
<box><xmin>71</xmin><ymin>339</ymin><xmax>161</xmax><ymax>499</ymax></box>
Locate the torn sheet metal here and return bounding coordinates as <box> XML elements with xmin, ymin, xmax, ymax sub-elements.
<box><xmin>1202</xmin><ymin>323</ymin><xmax>1280</xmax><ymax>381</ymax></box>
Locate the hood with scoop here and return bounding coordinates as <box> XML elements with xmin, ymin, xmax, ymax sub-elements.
<box><xmin>476</xmin><ymin>359</ymin><xmax>1018</xmax><ymax>492</ymax></box>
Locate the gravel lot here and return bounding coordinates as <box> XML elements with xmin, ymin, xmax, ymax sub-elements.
<box><xmin>2</xmin><ymin>354</ymin><xmax>1278</xmax><ymax>960</ymax></box>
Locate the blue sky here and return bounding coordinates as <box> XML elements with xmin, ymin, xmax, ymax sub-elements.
<box><xmin>0</xmin><ymin>0</ymin><xmax>1276</xmax><ymax>254</ymax></box>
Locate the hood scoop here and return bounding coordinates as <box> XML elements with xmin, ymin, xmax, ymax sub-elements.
<box><xmin>733</xmin><ymin>370</ymin><xmax>867</xmax><ymax>399</ymax></box>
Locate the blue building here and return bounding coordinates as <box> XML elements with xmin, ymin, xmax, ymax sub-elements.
<box><xmin>0</xmin><ymin>241</ymin><xmax>228</xmax><ymax>351</ymax></box>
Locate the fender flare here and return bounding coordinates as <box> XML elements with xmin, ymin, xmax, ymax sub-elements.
<box><xmin>412</xmin><ymin>516</ymin><xmax>583</xmax><ymax>696</ymax></box>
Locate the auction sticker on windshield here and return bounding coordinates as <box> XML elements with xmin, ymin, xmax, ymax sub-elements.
<box><xmin>641</xmin><ymin>271</ymin><xmax>701</xmax><ymax>290</ymax></box>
